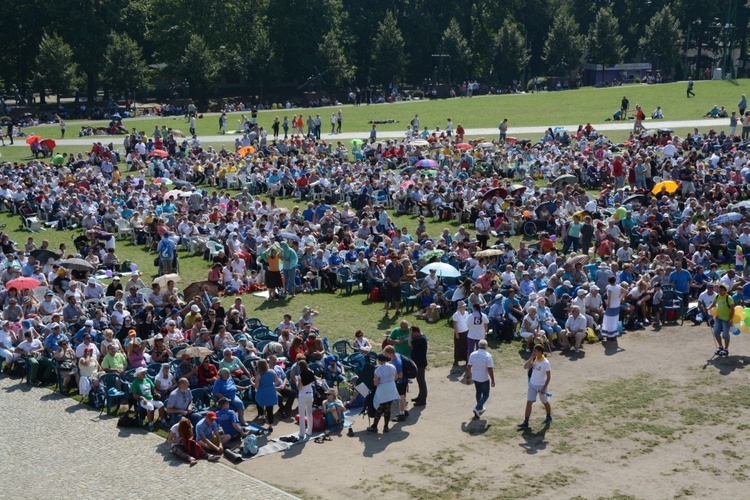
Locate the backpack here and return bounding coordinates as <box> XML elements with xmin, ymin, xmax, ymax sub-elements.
<box><xmin>369</xmin><ymin>287</ymin><xmax>380</xmax><ymax>302</ymax></box>
<box><xmin>242</xmin><ymin>434</ymin><xmax>259</xmax><ymax>457</ymax></box>
<box><xmin>116</xmin><ymin>412</ymin><xmax>141</xmax><ymax>428</ymax></box>
<box><xmin>8</xmin><ymin>357</ymin><xmax>26</xmax><ymax>378</ymax></box>
<box><xmin>363</xmin><ymin>392</ymin><xmax>377</xmax><ymax>419</ymax></box>
<box><xmin>400</xmin><ymin>355</ymin><xmax>418</xmax><ymax>380</ymax></box>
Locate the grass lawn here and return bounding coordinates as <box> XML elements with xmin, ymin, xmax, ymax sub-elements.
<box><xmin>16</xmin><ymin>79</ymin><xmax>749</xmax><ymax>138</ymax></box>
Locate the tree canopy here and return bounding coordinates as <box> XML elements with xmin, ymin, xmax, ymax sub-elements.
<box><xmin>1</xmin><ymin>0</ymin><xmax>748</xmax><ymax>100</ymax></box>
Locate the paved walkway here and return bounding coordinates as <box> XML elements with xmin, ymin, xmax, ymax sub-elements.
<box><xmin>7</xmin><ymin>118</ymin><xmax>733</xmax><ymax>148</ymax></box>
<box><xmin>0</xmin><ymin>376</ymin><xmax>295</xmax><ymax>500</ymax></box>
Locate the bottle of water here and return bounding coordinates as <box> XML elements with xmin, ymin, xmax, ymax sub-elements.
<box><xmin>544</xmin><ymin>392</ymin><xmax>552</xmax><ymax>398</ymax></box>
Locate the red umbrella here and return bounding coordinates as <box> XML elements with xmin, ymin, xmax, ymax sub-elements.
<box><xmin>40</xmin><ymin>138</ymin><xmax>56</xmax><ymax>150</ymax></box>
<box><xmin>401</xmin><ymin>180</ymin><xmax>415</xmax><ymax>189</ymax></box>
<box><xmin>455</xmin><ymin>143</ymin><xmax>473</xmax><ymax>151</ymax></box>
<box><xmin>506</xmin><ymin>137</ymin><xmax>518</xmax><ymax>144</ymax></box>
<box><xmin>149</xmin><ymin>149</ymin><xmax>168</xmax><ymax>158</ymax></box>
<box><xmin>5</xmin><ymin>277</ymin><xmax>42</xmax><ymax>291</ymax></box>
<box><xmin>25</xmin><ymin>135</ymin><xmax>41</xmax><ymax>145</ymax></box>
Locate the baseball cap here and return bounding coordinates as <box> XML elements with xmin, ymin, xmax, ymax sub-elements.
<box><xmin>191</xmin><ymin>304</ymin><xmax>200</xmax><ymax>312</ymax></box>
<box><xmin>112</xmin><ymin>275</ymin><xmax>120</xmax><ymax>281</ymax></box>
<box><xmin>205</xmin><ymin>411</ymin><xmax>217</xmax><ymax>420</ymax></box>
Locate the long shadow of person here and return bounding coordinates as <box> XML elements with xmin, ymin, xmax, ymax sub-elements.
<box><xmin>357</xmin><ymin>427</ymin><xmax>410</xmax><ymax>457</ymax></box>
<box><xmin>704</xmin><ymin>354</ymin><xmax>749</xmax><ymax>376</ymax></box>
<box><xmin>603</xmin><ymin>338</ymin><xmax>625</xmax><ymax>356</ymax></box>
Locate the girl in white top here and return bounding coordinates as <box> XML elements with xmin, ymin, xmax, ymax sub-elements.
<box><xmin>154</xmin><ymin>364</ymin><xmax>176</xmax><ymax>398</ymax></box>
<box><xmin>353</xmin><ymin>330</ymin><xmax>372</xmax><ymax>353</ymax></box>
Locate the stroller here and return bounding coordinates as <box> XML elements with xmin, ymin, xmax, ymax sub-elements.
<box><xmin>18</xmin><ymin>204</ymin><xmax>43</xmax><ymax>232</ymax></box>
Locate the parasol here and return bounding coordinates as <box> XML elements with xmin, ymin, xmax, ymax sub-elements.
<box><xmin>59</xmin><ymin>258</ymin><xmax>95</xmax><ymax>273</ymax></box>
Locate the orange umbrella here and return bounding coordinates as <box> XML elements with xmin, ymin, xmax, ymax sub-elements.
<box><xmin>456</xmin><ymin>143</ymin><xmax>473</xmax><ymax>150</ymax></box>
<box><xmin>148</xmin><ymin>149</ymin><xmax>168</xmax><ymax>158</ymax></box>
<box><xmin>238</xmin><ymin>146</ymin><xmax>255</xmax><ymax>157</ymax></box>
<box><xmin>25</xmin><ymin>135</ymin><xmax>41</xmax><ymax>145</ymax></box>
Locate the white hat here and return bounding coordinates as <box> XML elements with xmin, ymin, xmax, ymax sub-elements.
<box><xmin>590</xmin><ymin>285</ymin><xmax>599</xmax><ymax>291</ymax></box>
<box><xmin>84</xmin><ymin>320</ymin><xmax>94</xmax><ymax>327</ymax></box>
<box><xmin>528</xmin><ymin>292</ymin><xmax>538</xmax><ymax>300</ymax></box>
<box><xmin>577</xmin><ymin>289</ymin><xmax>586</xmax><ymax>295</ymax></box>
<box><xmin>563</xmin><ymin>280</ymin><xmax>573</xmax><ymax>287</ymax></box>
<box><xmin>190</xmin><ymin>304</ymin><xmax>200</xmax><ymax>312</ymax></box>
<box><xmin>135</xmin><ymin>367</ymin><xmax>147</xmax><ymax>375</ymax></box>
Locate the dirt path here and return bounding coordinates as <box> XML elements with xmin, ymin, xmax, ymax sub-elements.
<box><xmin>234</xmin><ymin>323</ymin><xmax>749</xmax><ymax>499</ymax></box>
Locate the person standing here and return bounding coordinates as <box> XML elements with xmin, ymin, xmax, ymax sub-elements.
<box><xmin>219</xmin><ymin>113</ymin><xmax>227</xmax><ymax>134</ymax></box>
<box><xmin>686</xmin><ymin>78</ymin><xmax>695</xmax><ymax>98</ymax></box>
<box><xmin>465</xmin><ymin>339</ymin><xmax>495</xmax><ymax>418</ymax></box>
<box><xmin>711</xmin><ymin>283</ymin><xmax>733</xmax><ymax>356</ymax></box>
<box><xmin>384</xmin><ymin>256</ymin><xmax>404</xmax><ymax>317</ymax></box>
<box><xmin>563</xmin><ymin>214</ymin><xmax>582</xmax><ymax>254</ymax></box>
<box><xmin>59</xmin><ymin>118</ymin><xmax>66</xmax><ymax>139</ymax></box>
<box><xmin>475</xmin><ymin>211</ymin><xmax>491</xmax><ymax>249</ymax></box>
<box><xmin>282</xmin><ymin>116</ymin><xmax>289</xmax><ymax>139</ymax></box>
<box><xmin>367</xmin><ymin>353</ymin><xmax>399</xmax><ymax>434</ymax></box>
<box><xmin>620</xmin><ymin>96</ymin><xmax>629</xmax><ymax>118</ymax></box>
<box><xmin>157</xmin><ymin>232</ymin><xmax>176</xmax><ymax>274</ymax></box>
<box><xmin>730</xmin><ymin>112</ymin><xmax>738</xmax><ymax>138</ymax></box>
<box><xmin>452</xmin><ymin>301</ymin><xmax>470</xmax><ymax>368</ymax></box>
<box><xmin>466</xmin><ymin>302</ymin><xmax>489</xmax><ymax>359</ymax></box>
<box><xmin>498</xmin><ymin>118</ymin><xmax>508</xmax><ymax>141</ymax></box>
<box><xmin>295</xmin><ymin>360</ymin><xmax>315</xmax><ymax>440</ymax></box>
<box><xmin>336</xmin><ymin>109</ymin><xmax>342</xmax><ymax>133</ymax></box>
<box><xmin>370</xmin><ymin>124</ymin><xmax>377</xmax><ymax>142</ymax></box>
<box><xmin>189</xmin><ymin>114</ymin><xmax>197</xmax><ymax>136</ymax></box>
<box><xmin>410</xmin><ymin>325</ymin><xmax>428</xmax><ymax>406</ymax></box>
<box><xmin>740</xmin><ymin>94</ymin><xmax>747</xmax><ymax>116</ymax></box>
<box><xmin>518</xmin><ymin>344</ymin><xmax>552</xmax><ymax>428</ymax></box>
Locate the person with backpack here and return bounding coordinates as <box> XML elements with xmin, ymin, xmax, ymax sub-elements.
<box><xmin>384</xmin><ymin>345</ymin><xmax>410</xmax><ymax>422</ymax></box>
<box><xmin>367</xmin><ymin>353</ymin><xmax>399</xmax><ymax>434</ymax></box>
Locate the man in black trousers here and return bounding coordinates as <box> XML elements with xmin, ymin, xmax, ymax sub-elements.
<box><xmin>410</xmin><ymin>325</ymin><xmax>428</xmax><ymax>406</ymax></box>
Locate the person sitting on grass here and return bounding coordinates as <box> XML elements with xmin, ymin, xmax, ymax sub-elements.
<box><xmin>167</xmin><ymin>416</ymin><xmax>220</xmax><ymax>465</ymax></box>
<box><xmin>322</xmin><ymin>388</ymin><xmax>345</xmax><ymax>428</ymax></box>
<box><xmin>195</xmin><ymin>411</ymin><xmax>230</xmax><ymax>457</ymax></box>
<box><xmin>215</xmin><ymin>397</ymin><xmax>253</xmax><ymax>440</ymax></box>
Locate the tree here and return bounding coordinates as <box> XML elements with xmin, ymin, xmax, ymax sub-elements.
<box><xmin>543</xmin><ymin>7</ymin><xmax>584</xmax><ymax>76</ymax></box>
<box><xmin>586</xmin><ymin>7</ymin><xmax>627</xmax><ymax>70</ymax></box>
<box><xmin>176</xmin><ymin>34</ymin><xmax>219</xmax><ymax>104</ymax></box>
<box><xmin>317</xmin><ymin>30</ymin><xmax>355</xmax><ymax>88</ymax></box>
<box><xmin>101</xmin><ymin>33</ymin><xmax>150</xmax><ymax>102</ymax></box>
<box><xmin>639</xmin><ymin>6</ymin><xmax>684</xmax><ymax>75</ymax></box>
<box><xmin>34</xmin><ymin>32</ymin><xmax>80</xmax><ymax>104</ymax></box>
<box><xmin>491</xmin><ymin>19</ymin><xmax>530</xmax><ymax>86</ymax></box>
<box><xmin>441</xmin><ymin>18</ymin><xmax>473</xmax><ymax>82</ymax></box>
<box><xmin>371</xmin><ymin>11</ymin><xmax>407</xmax><ymax>86</ymax></box>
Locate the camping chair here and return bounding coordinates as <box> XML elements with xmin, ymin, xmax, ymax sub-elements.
<box><xmin>336</xmin><ymin>267</ymin><xmax>359</xmax><ymax>296</ymax></box>
<box><xmin>99</xmin><ymin>373</ymin><xmax>128</xmax><ymax>415</ymax></box>
<box><xmin>245</xmin><ymin>318</ymin><xmax>266</xmax><ymax>332</ymax></box>
<box><xmin>401</xmin><ymin>282</ymin><xmax>419</xmax><ymax>313</ymax></box>
<box><xmin>331</xmin><ymin>340</ymin><xmax>358</xmax><ymax>370</ymax></box>
<box><xmin>661</xmin><ymin>287</ymin><xmax>684</xmax><ymax>325</ymax></box>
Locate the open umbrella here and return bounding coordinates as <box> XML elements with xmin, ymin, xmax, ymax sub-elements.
<box><xmin>59</xmin><ymin>258</ymin><xmax>95</xmax><ymax>273</ymax></box>
<box><xmin>732</xmin><ymin>200</ymin><xmax>750</xmax><ymax>211</ymax></box>
<box><xmin>509</xmin><ymin>184</ymin><xmax>526</xmax><ymax>195</ymax></box>
<box><xmin>400</xmin><ymin>180</ymin><xmax>415</xmax><ymax>189</ymax></box>
<box><xmin>269</xmin><ymin>207</ymin><xmax>290</xmax><ymax>216</ymax></box>
<box><xmin>455</xmin><ymin>143</ymin><xmax>473</xmax><ymax>151</ymax></box>
<box><xmin>476</xmin><ymin>142</ymin><xmax>495</xmax><ymax>149</ymax></box>
<box><xmin>52</xmin><ymin>154</ymin><xmax>64</xmax><ymax>166</ymax></box>
<box><xmin>149</xmin><ymin>149</ymin><xmax>168</xmax><ymax>158</ymax></box>
<box><xmin>25</xmin><ymin>135</ymin><xmax>41</xmax><ymax>145</ymax></box>
<box><xmin>40</xmin><ymin>138</ymin><xmax>56</xmax><ymax>150</ymax></box>
<box><xmin>714</xmin><ymin>212</ymin><xmax>744</xmax><ymax>226</ymax></box>
<box><xmin>350</xmin><ymin>139</ymin><xmax>364</xmax><ymax>146</ymax></box>
<box><xmin>30</xmin><ymin>249</ymin><xmax>58</xmax><ymax>264</ymax></box>
<box><xmin>565</xmin><ymin>254</ymin><xmax>589</xmax><ymax>267</ymax></box>
<box><xmin>552</xmin><ymin>174</ymin><xmax>578</xmax><ymax>186</ymax></box>
<box><xmin>278</xmin><ymin>231</ymin><xmax>300</xmax><ymax>242</ymax></box>
<box><xmin>506</xmin><ymin>137</ymin><xmax>517</xmax><ymax>144</ymax></box>
<box><xmin>481</xmin><ymin>187</ymin><xmax>508</xmax><ymax>202</ymax></box>
<box><xmin>410</xmin><ymin>139</ymin><xmax>429</xmax><ymax>147</ymax></box>
<box><xmin>238</xmin><ymin>146</ymin><xmax>255</xmax><ymax>156</ymax></box>
<box><xmin>419</xmin><ymin>262</ymin><xmax>461</xmax><ymax>278</ymax></box>
<box><xmin>415</xmin><ymin>159</ymin><xmax>439</xmax><ymax>169</ymax></box>
<box><xmin>152</xmin><ymin>273</ymin><xmax>181</xmax><ymax>288</ymax></box>
<box><xmin>164</xmin><ymin>189</ymin><xmax>184</xmax><ymax>200</ymax></box>
<box><xmin>5</xmin><ymin>277</ymin><xmax>41</xmax><ymax>291</ymax></box>
<box><xmin>110</xmin><ymin>113</ymin><xmax>122</xmax><ymax>120</ymax></box>
<box><xmin>475</xmin><ymin>248</ymin><xmax>505</xmax><ymax>257</ymax></box>
<box><xmin>623</xmin><ymin>193</ymin><xmax>648</xmax><ymax>206</ymax></box>
<box><xmin>421</xmin><ymin>249</ymin><xmax>445</xmax><ymax>261</ymax></box>
<box><xmin>183</xmin><ymin>280</ymin><xmax>218</xmax><ymax>301</ymax></box>
<box><xmin>183</xmin><ymin>346</ymin><xmax>214</xmax><ymax>359</ymax></box>
<box><xmin>652</xmin><ymin>180</ymin><xmax>678</xmax><ymax>194</ymax></box>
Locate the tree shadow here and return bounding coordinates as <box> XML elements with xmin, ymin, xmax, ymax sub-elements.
<box><xmin>517</xmin><ymin>424</ymin><xmax>549</xmax><ymax>454</ymax></box>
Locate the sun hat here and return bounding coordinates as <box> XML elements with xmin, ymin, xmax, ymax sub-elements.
<box><xmin>135</xmin><ymin>367</ymin><xmax>147</xmax><ymax>375</ymax></box>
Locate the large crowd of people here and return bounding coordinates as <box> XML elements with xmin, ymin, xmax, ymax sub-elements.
<box><xmin>0</xmin><ymin>100</ymin><xmax>748</xmax><ymax>459</ymax></box>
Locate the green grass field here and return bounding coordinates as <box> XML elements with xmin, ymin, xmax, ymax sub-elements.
<box><xmin>14</xmin><ymin>79</ymin><xmax>749</xmax><ymax>139</ymax></box>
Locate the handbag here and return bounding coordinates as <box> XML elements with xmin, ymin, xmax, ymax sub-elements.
<box><xmin>58</xmin><ymin>360</ymin><xmax>74</xmax><ymax>371</ymax></box>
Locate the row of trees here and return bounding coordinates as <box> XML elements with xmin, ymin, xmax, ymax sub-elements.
<box><xmin>0</xmin><ymin>0</ymin><xmax>746</xmax><ymax>104</ymax></box>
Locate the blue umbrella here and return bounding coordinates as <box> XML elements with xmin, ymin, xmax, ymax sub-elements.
<box><xmin>419</xmin><ymin>262</ymin><xmax>461</xmax><ymax>278</ymax></box>
<box><xmin>714</xmin><ymin>212</ymin><xmax>744</xmax><ymax>226</ymax></box>
<box><xmin>110</xmin><ymin>113</ymin><xmax>122</xmax><ymax>120</ymax></box>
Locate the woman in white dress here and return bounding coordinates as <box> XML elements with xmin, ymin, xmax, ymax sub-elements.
<box><xmin>602</xmin><ymin>276</ymin><xmax>622</xmax><ymax>338</ymax></box>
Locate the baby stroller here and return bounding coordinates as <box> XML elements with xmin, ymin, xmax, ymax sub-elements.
<box><xmin>18</xmin><ymin>204</ymin><xmax>43</xmax><ymax>232</ymax></box>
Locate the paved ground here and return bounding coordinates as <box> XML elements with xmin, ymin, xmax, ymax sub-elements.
<box><xmin>6</xmin><ymin>117</ymin><xmax>732</xmax><ymax>148</ymax></box>
<box><xmin>0</xmin><ymin>376</ymin><xmax>295</xmax><ymax>500</ymax></box>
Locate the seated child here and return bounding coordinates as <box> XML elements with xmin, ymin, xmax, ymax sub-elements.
<box><xmin>322</xmin><ymin>388</ymin><xmax>345</xmax><ymax>427</ymax></box>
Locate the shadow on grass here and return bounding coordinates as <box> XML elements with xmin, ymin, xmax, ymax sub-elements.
<box><xmin>704</xmin><ymin>354</ymin><xmax>750</xmax><ymax>376</ymax></box>
<box><xmin>461</xmin><ymin>419</ymin><xmax>492</xmax><ymax>436</ymax></box>
<box><xmin>253</xmin><ymin>299</ymin><xmax>289</xmax><ymax>311</ymax></box>
<box><xmin>517</xmin><ymin>423</ymin><xmax>550</xmax><ymax>454</ymax></box>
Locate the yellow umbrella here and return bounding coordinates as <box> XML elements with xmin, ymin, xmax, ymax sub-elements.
<box><xmin>652</xmin><ymin>180</ymin><xmax>678</xmax><ymax>194</ymax></box>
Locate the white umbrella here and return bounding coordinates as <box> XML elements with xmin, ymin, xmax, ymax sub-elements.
<box><xmin>279</xmin><ymin>231</ymin><xmax>300</xmax><ymax>242</ymax></box>
<box><xmin>152</xmin><ymin>273</ymin><xmax>181</xmax><ymax>288</ymax></box>
<box><xmin>419</xmin><ymin>262</ymin><xmax>461</xmax><ymax>278</ymax></box>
